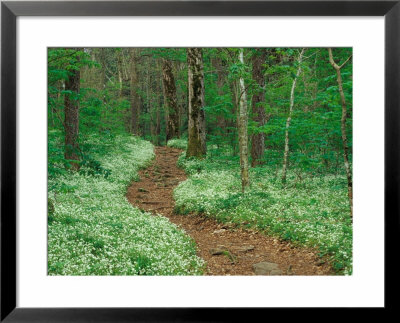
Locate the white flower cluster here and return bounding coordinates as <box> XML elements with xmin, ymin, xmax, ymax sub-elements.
<box><xmin>174</xmin><ymin>156</ymin><xmax>352</xmax><ymax>275</ymax></box>
<box><xmin>48</xmin><ymin>135</ymin><xmax>204</xmax><ymax>275</ymax></box>
<box><xmin>166</xmin><ymin>138</ymin><xmax>187</xmax><ymax>150</ymax></box>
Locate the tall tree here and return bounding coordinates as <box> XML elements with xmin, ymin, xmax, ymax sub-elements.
<box><xmin>212</xmin><ymin>55</ymin><xmax>228</xmax><ymax>146</ymax></box>
<box><xmin>186</xmin><ymin>48</ymin><xmax>206</xmax><ymax>158</ymax></box>
<box><xmin>117</xmin><ymin>49</ymin><xmax>123</xmax><ymax>97</ymax></box>
<box><xmin>162</xmin><ymin>58</ymin><xmax>180</xmax><ymax>141</ymax></box>
<box><xmin>64</xmin><ymin>48</ymin><xmax>81</xmax><ymax>170</ymax></box>
<box><xmin>156</xmin><ymin>60</ymin><xmax>162</xmax><ymax>145</ymax></box>
<box><xmin>250</xmin><ymin>49</ymin><xmax>267</xmax><ymax>167</ymax></box>
<box><xmin>98</xmin><ymin>48</ymin><xmax>106</xmax><ymax>92</ymax></box>
<box><xmin>238</xmin><ymin>48</ymin><xmax>250</xmax><ymax>192</ymax></box>
<box><xmin>328</xmin><ymin>48</ymin><xmax>353</xmax><ymax>217</ymax></box>
<box><xmin>130</xmin><ymin>48</ymin><xmax>140</xmax><ymax>135</ymax></box>
<box><xmin>281</xmin><ymin>48</ymin><xmax>305</xmax><ymax>183</ymax></box>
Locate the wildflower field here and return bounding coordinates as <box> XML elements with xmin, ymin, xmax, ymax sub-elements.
<box><xmin>48</xmin><ymin>133</ymin><xmax>204</xmax><ymax>275</ymax></box>
<box><xmin>48</xmin><ymin>47</ymin><xmax>353</xmax><ymax>276</ymax></box>
<box><xmin>173</xmin><ymin>140</ymin><xmax>352</xmax><ymax>274</ymax></box>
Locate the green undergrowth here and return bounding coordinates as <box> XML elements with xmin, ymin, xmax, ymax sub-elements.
<box><xmin>167</xmin><ymin>138</ymin><xmax>188</xmax><ymax>150</ymax></box>
<box><xmin>48</xmin><ymin>133</ymin><xmax>204</xmax><ymax>275</ymax></box>
<box><xmin>174</xmin><ymin>143</ymin><xmax>352</xmax><ymax>275</ymax></box>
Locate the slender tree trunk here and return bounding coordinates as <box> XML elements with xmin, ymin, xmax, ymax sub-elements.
<box><xmin>186</xmin><ymin>48</ymin><xmax>206</xmax><ymax>158</ymax></box>
<box><xmin>162</xmin><ymin>58</ymin><xmax>180</xmax><ymax>142</ymax></box>
<box><xmin>130</xmin><ymin>48</ymin><xmax>140</xmax><ymax>135</ymax></box>
<box><xmin>98</xmin><ymin>48</ymin><xmax>106</xmax><ymax>92</ymax></box>
<box><xmin>229</xmin><ymin>80</ymin><xmax>239</xmax><ymax>157</ymax></box>
<box><xmin>122</xmin><ymin>49</ymin><xmax>130</xmax><ymax>81</ymax></box>
<box><xmin>97</xmin><ymin>48</ymin><xmax>107</xmax><ymax>132</ymax></box>
<box><xmin>156</xmin><ymin>95</ymin><xmax>161</xmax><ymax>145</ymax></box>
<box><xmin>64</xmin><ymin>48</ymin><xmax>81</xmax><ymax>170</ymax></box>
<box><xmin>156</xmin><ymin>61</ymin><xmax>162</xmax><ymax>146</ymax></box>
<box><xmin>313</xmin><ymin>51</ymin><xmax>319</xmax><ymax>110</ymax></box>
<box><xmin>212</xmin><ymin>57</ymin><xmax>228</xmax><ymax>146</ymax></box>
<box><xmin>251</xmin><ymin>49</ymin><xmax>267</xmax><ymax>167</ymax></box>
<box><xmin>238</xmin><ymin>49</ymin><xmax>250</xmax><ymax>192</ymax></box>
<box><xmin>328</xmin><ymin>48</ymin><xmax>353</xmax><ymax>218</ymax></box>
<box><xmin>175</xmin><ymin>61</ymin><xmax>186</xmax><ymax>135</ymax></box>
<box><xmin>117</xmin><ymin>50</ymin><xmax>123</xmax><ymax>97</ymax></box>
<box><xmin>282</xmin><ymin>48</ymin><xmax>305</xmax><ymax>184</ymax></box>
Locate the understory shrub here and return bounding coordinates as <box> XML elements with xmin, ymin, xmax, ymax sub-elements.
<box><xmin>167</xmin><ymin>138</ymin><xmax>188</xmax><ymax>150</ymax></box>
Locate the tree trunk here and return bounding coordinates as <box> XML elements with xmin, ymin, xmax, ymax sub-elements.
<box><xmin>64</xmin><ymin>48</ymin><xmax>81</xmax><ymax>170</ymax></box>
<box><xmin>282</xmin><ymin>48</ymin><xmax>305</xmax><ymax>184</ymax></box>
<box><xmin>162</xmin><ymin>58</ymin><xmax>180</xmax><ymax>142</ymax></box>
<box><xmin>130</xmin><ymin>48</ymin><xmax>140</xmax><ymax>135</ymax></box>
<box><xmin>212</xmin><ymin>57</ymin><xmax>228</xmax><ymax>146</ymax></box>
<box><xmin>186</xmin><ymin>48</ymin><xmax>206</xmax><ymax>158</ymax></box>
<box><xmin>229</xmin><ymin>80</ymin><xmax>239</xmax><ymax>157</ymax></box>
<box><xmin>251</xmin><ymin>49</ymin><xmax>267</xmax><ymax>167</ymax></box>
<box><xmin>98</xmin><ymin>48</ymin><xmax>106</xmax><ymax>92</ymax></box>
<box><xmin>156</xmin><ymin>95</ymin><xmax>161</xmax><ymax>145</ymax></box>
<box><xmin>238</xmin><ymin>49</ymin><xmax>250</xmax><ymax>192</ymax></box>
<box><xmin>117</xmin><ymin>50</ymin><xmax>123</xmax><ymax>97</ymax></box>
<box><xmin>97</xmin><ymin>48</ymin><xmax>107</xmax><ymax>132</ymax></box>
<box><xmin>328</xmin><ymin>48</ymin><xmax>353</xmax><ymax>218</ymax></box>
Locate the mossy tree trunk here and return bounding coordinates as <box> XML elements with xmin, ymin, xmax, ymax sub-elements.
<box><xmin>156</xmin><ymin>79</ymin><xmax>162</xmax><ymax>146</ymax></box>
<box><xmin>162</xmin><ymin>58</ymin><xmax>180</xmax><ymax>142</ymax></box>
<box><xmin>238</xmin><ymin>48</ymin><xmax>250</xmax><ymax>192</ymax></box>
<box><xmin>328</xmin><ymin>48</ymin><xmax>353</xmax><ymax>218</ymax></box>
<box><xmin>251</xmin><ymin>49</ymin><xmax>267</xmax><ymax>167</ymax></box>
<box><xmin>64</xmin><ymin>48</ymin><xmax>81</xmax><ymax>170</ymax></box>
<box><xmin>130</xmin><ymin>48</ymin><xmax>140</xmax><ymax>135</ymax></box>
<box><xmin>187</xmin><ymin>48</ymin><xmax>206</xmax><ymax>158</ymax></box>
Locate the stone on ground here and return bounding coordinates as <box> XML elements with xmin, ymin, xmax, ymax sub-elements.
<box><xmin>253</xmin><ymin>262</ymin><xmax>283</xmax><ymax>275</ymax></box>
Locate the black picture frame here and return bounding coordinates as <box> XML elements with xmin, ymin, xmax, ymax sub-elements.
<box><xmin>1</xmin><ymin>0</ymin><xmax>398</xmax><ymax>321</ymax></box>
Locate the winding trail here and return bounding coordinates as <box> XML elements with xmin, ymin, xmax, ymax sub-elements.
<box><xmin>127</xmin><ymin>146</ymin><xmax>333</xmax><ymax>275</ymax></box>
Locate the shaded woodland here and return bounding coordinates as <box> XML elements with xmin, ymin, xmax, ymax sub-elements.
<box><xmin>48</xmin><ymin>47</ymin><xmax>353</xmax><ymax>275</ymax></box>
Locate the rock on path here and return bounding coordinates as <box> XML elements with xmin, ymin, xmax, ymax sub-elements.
<box><xmin>253</xmin><ymin>262</ymin><xmax>283</xmax><ymax>275</ymax></box>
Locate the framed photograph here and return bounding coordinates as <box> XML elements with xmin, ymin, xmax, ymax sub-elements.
<box><xmin>1</xmin><ymin>0</ymin><xmax>397</xmax><ymax>320</ymax></box>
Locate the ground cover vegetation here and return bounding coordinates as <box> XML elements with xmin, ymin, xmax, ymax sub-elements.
<box><xmin>48</xmin><ymin>47</ymin><xmax>352</xmax><ymax>275</ymax></box>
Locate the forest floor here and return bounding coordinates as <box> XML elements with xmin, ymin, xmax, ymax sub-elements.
<box><xmin>126</xmin><ymin>146</ymin><xmax>333</xmax><ymax>275</ymax></box>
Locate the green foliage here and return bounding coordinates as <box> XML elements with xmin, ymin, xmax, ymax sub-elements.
<box><xmin>79</xmin><ymin>154</ymin><xmax>111</xmax><ymax>178</ymax></box>
<box><xmin>48</xmin><ymin>47</ymin><xmax>353</xmax><ymax>276</ymax></box>
<box><xmin>167</xmin><ymin>138</ymin><xmax>187</xmax><ymax>149</ymax></box>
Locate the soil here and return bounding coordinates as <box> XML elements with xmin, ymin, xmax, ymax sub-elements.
<box><xmin>126</xmin><ymin>146</ymin><xmax>333</xmax><ymax>275</ymax></box>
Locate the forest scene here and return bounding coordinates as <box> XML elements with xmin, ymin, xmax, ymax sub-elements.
<box><xmin>48</xmin><ymin>47</ymin><xmax>352</xmax><ymax>276</ymax></box>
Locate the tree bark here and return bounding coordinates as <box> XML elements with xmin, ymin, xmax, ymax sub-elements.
<box><xmin>154</xmin><ymin>60</ymin><xmax>162</xmax><ymax>146</ymax></box>
<box><xmin>212</xmin><ymin>57</ymin><xmax>228</xmax><ymax>146</ymax></box>
<box><xmin>162</xmin><ymin>58</ymin><xmax>180</xmax><ymax>142</ymax></box>
<box><xmin>186</xmin><ymin>48</ymin><xmax>206</xmax><ymax>158</ymax></box>
<box><xmin>130</xmin><ymin>48</ymin><xmax>140</xmax><ymax>135</ymax></box>
<box><xmin>64</xmin><ymin>48</ymin><xmax>81</xmax><ymax>170</ymax></box>
<box><xmin>251</xmin><ymin>49</ymin><xmax>267</xmax><ymax>167</ymax></box>
<box><xmin>147</xmin><ymin>57</ymin><xmax>155</xmax><ymax>142</ymax></box>
<box><xmin>117</xmin><ymin>50</ymin><xmax>123</xmax><ymax>97</ymax></box>
<box><xmin>282</xmin><ymin>48</ymin><xmax>305</xmax><ymax>184</ymax></box>
<box><xmin>156</xmin><ymin>94</ymin><xmax>161</xmax><ymax>145</ymax></box>
<box><xmin>229</xmin><ymin>80</ymin><xmax>239</xmax><ymax>157</ymax></box>
<box><xmin>328</xmin><ymin>48</ymin><xmax>353</xmax><ymax>218</ymax></box>
<box><xmin>238</xmin><ymin>49</ymin><xmax>250</xmax><ymax>192</ymax></box>
<box><xmin>98</xmin><ymin>48</ymin><xmax>106</xmax><ymax>92</ymax></box>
